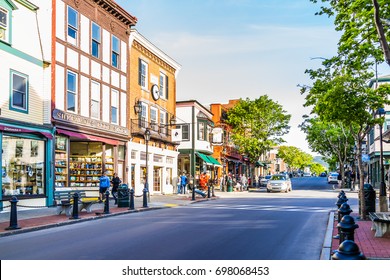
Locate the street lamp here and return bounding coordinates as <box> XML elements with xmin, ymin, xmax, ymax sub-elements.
<box><xmin>143</xmin><ymin>128</ymin><xmax>151</xmax><ymax>207</ymax></box>
<box><xmin>376</xmin><ymin>108</ymin><xmax>388</xmax><ymax>211</ymax></box>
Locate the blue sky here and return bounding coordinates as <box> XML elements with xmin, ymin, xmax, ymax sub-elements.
<box><xmin>115</xmin><ymin>0</ymin><xmax>346</xmax><ymax>154</ymax></box>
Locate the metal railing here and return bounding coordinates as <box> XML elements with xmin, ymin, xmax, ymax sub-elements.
<box><xmin>130</xmin><ymin>118</ymin><xmax>172</xmax><ymax>140</ymax></box>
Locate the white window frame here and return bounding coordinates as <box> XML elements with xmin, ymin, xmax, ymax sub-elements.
<box><xmin>91</xmin><ymin>22</ymin><xmax>101</xmax><ymax>58</ymax></box>
<box><xmin>10</xmin><ymin>70</ymin><xmax>28</xmax><ymax>113</ymax></box>
<box><xmin>112</xmin><ymin>35</ymin><xmax>120</xmax><ymax>68</ymax></box>
<box><xmin>140</xmin><ymin>60</ymin><xmax>148</xmax><ymax>89</ymax></box>
<box><xmin>150</xmin><ymin>107</ymin><xmax>158</xmax><ymax>124</ymax></box>
<box><xmin>0</xmin><ymin>7</ymin><xmax>9</xmax><ymax>43</ymax></box>
<box><xmin>159</xmin><ymin>72</ymin><xmax>166</xmax><ymax>99</ymax></box>
<box><xmin>111</xmin><ymin>89</ymin><xmax>119</xmax><ymax>124</ymax></box>
<box><xmin>67</xmin><ymin>6</ymin><xmax>78</xmax><ymax>46</ymax></box>
<box><xmin>91</xmin><ymin>81</ymin><xmax>100</xmax><ymax>119</ymax></box>
<box><xmin>66</xmin><ymin>71</ymin><xmax>77</xmax><ymax>113</ymax></box>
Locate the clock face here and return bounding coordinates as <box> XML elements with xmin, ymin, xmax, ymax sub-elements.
<box><xmin>151</xmin><ymin>84</ymin><xmax>160</xmax><ymax>101</ymax></box>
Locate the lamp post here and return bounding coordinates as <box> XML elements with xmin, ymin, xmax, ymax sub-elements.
<box><xmin>376</xmin><ymin>108</ymin><xmax>388</xmax><ymax>212</ymax></box>
<box><xmin>143</xmin><ymin>128</ymin><xmax>151</xmax><ymax>207</ymax></box>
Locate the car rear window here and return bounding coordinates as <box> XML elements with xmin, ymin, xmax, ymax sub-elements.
<box><xmin>271</xmin><ymin>175</ymin><xmax>286</xmax><ymax>180</ymax></box>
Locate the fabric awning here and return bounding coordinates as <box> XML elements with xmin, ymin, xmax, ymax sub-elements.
<box><xmin>255</xmin><ymin>161</ymin><xmax>266</xmax><ymax>167</ymax></box>
<box><xmin>57</xmin><ymin>129</ymin><xmax>119</xmax><ymax>145</ymax></box>
<box><xmin>196</xmin><ymin>152</ymin><xmax>221</xmax><ymax>167</ymax></box>
<box><xmin>0</xmin><ymin>124</ymin><xmax>53</xmax><ymax>139</ymax></box>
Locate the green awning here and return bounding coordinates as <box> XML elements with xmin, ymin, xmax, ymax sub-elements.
<box><xmin>255</xmin><ymin>161</ymin><xmax>266</xmax><ymax>167</ymax></box>
<box><xmin>207</xmin><ymin>155</ymin><xmax>222</xmax><ymax>167</ymax></box>
<box><xmin>196</xmin><ymin>152</ymin><xmax>222</xmax><ymax>167</ymax></box>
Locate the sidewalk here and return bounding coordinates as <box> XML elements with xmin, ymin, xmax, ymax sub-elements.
<box><xmin>0</xmin><ymin>190</ymin><xmax>389</xmax><ymax>260</ymax></box>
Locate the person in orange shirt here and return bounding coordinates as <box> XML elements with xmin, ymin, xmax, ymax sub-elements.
<box><xmin>199</xmin><ymin>172</ymin><xmax>207</xmax><ymax>191</ymax></box>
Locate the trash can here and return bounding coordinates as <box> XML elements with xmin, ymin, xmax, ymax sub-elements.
<box><xmin>363</xmin><ymin>183</ymin><xmax>376</xmax><ymax>215</ymax></box>
<box><xmin>117</xmin><ymin>184</ymin><xmax>130</xmax><ymax>207</ymax></box>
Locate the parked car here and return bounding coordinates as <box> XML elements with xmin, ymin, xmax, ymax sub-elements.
<box><xmin>266</xmin><ymin>174</ymin><xmax>292</xmax><ymax>193</ymax></box>
<box><xmin>328</xmin><ymin>172</ymin><xmax>339</xmax><ymax>184</ymax></box>
<box><xmin>320</xmin><ymin>172</ymin><xmax>327</xmax><ymax>177</ymax></box>
<box><xmin>303</xmin><ymin>172</ymin><xmax>311</xmax><ymax>177</ymax></box>
<box><xmin>260</xmin><ymin>175</ymin><xmax>272</xmax><ymax>187</ymax></box>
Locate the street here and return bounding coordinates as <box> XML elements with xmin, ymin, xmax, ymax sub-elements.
<box><xmin>0</xmin><ymin>176</ymin><xmax>358</xmax><ymax>260</ymax></box>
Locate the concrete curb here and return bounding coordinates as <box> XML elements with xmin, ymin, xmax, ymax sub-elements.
<box><xmin>320</xmin><ymin>210</ymin><xmax>335</xmax><ymax>260</ymax></box>
<box><xmin>0</xmin><ymin>197</ymin><xmax>218</xmax><ymax>238</ymax></box>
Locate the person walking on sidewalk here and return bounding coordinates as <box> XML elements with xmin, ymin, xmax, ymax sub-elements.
<box><xmin>99</xmin><ymin>172</ymin><xmax>110</xmax><ymax>203</ymax></box>
<box><xmin>180</xmin><ymin>173</ymin><xmax>188</xmax><ymax>194</ymax></box>
<box><xmin>111</xmin><ymin>173</ymin><xmax>121</xmax><ymax>205</ymax></box>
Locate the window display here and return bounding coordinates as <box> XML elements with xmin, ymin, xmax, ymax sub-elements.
<box><xmin>2</xmin><ymin>136</ymin><xmax>45</xmax><ymax>196</ymax></box>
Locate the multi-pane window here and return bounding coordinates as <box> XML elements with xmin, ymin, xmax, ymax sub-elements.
<box><xmin>150</xmin><ymin>107</ymin><xmax>158</xmax><ymax>125</ymax></box>
<box><xmin>198</xmin><ymin>122</ymin><xmax>205</xmax><ymax>140</ymax></box>
<box><xmin>139</xmin><ymin>102</ymin><xmax>148</xmax><ymax>128</ymax></box>
<box><xmin>66</xmin><ymin>71</ymin><xmax>77</xmax><ymax>112</ymax></box>
<box><xmin>10</xmin><ymin>71</ymin><xmax>28</xmax><ymax>112</ymax></box>
<box><xmin>91</xmin><ymin>81</ymin><xmax>100</xmax><ymax>119</ymax></box>
<box><xmin>180</xmin><ymin>124</ymin><xmax>190</xmax><ymax>141</ymax></box>
<box><xmin>159</xmin><ymin>73</ymin><xmax>166</xmax><ymax>99</ymax></box>
<box><xmin>160</xmin><ymin>112</ymin><xmax>167</xmax><ymax>134</ymax></box>
<box><xmin>67</xmin><ymin>6</ymin><xmax>78</xmax><ymax>45</ymax></box>
<box><xmin>112</xmin><ymin>35</ymin><xmax>120</xmax><ymax>68</ymax></box>
<box><xmin>111</xmin><ymin>89</ymin><xmax>118</xmax><ymax>124</ymax></box>
<box><xmin>91</xmin><ymin>22</ymin><xmax>101</xmax><ymax>58</ymax></box>
<box><xmin>0</xmin><ymin>7</ymin><xmax>8</xmax><ymax>42</ymax></box>
<box><xmin>139</xmin><ymin>59</ymin><xmax>148</xmax><ymax>88</ymax></box>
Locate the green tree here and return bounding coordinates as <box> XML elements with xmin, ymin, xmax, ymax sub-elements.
<box><xmin>299</xmin><ymin>116</ymin><xmax>355</xmax><ymax>179</ymax></box>
<box><xmin>311</xmin><ymin>0</ymin><xmax>390</xmax><ymax>67</ymax></box>
<box><xmin>277</xmin><ymin>146</ymin><xmax>313</xmax><ymax>171</ymax></box>
<box><xmin>310</xmin><ymin>162</ymin><xmax>326</xmax><ymax>176</ymax></box>
<box><xmin>226</xmin><ymin>96</ymin><xmax>291</xmax><ymax>162</ymax></box>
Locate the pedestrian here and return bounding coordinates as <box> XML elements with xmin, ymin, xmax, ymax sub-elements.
<box><xmin>180</xmin><ymin>173</ymin><xmax>188</xmax><ymax>194</ymax></box>
<box><xmin>199</xmin><ymin>172</ymin><xmax>207</xmax><ymax>191</ymax></box>
<box><xmin>337</xmin><ymin>172</ymin><xmax>342</xmax><ymax>189</ymax></box>
<box><xmin>99</xmin><ymin>171</ymin><xmax>110</xmax><ymax>202</ymax></box>
<box><xmin>111</xmin><ymin>172</ymin><xmax>121</xmax><ymax>205</ymax></box>
<box><xmin>240</xmin><ymin>174</ymin><xmax>247</xmax><ymax>191</ymax></box>
<box><xmin>177</xmin><ymin>175</ymin><xmax>182</xmax><ymax>194</ymax></box>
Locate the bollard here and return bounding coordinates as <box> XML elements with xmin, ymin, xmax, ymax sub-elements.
<box><xmin>337</xmin><ymin>190</ymin><xmax>345</xmax><ymax>198</ymax></box>
<box><xmin>335</xmin><ymin>195</ymin><xmax>348</xmax><ymax>211</ymax></box>
<box><xmin>191</xmin><ymin>183</ymin><xmax>196</xmax><ymax>201</ymax></box>
<box><xmin>207</xmin><ymin>185</ymin><xmax>211</xmax><ymax>198</ymax></box>
<box><xmin>331</xmin><ymin>240</ymin><xmax>366</xmax><ymax>260</ymax></box>
<box><xmin>129</xmin><ymin>188</ymin><xmax>135</xmax><ymax>210</ymax></box>
<box><xmin>103</xmin><ymin>190</ymin><xmax>110</xmax><ymax>214</ymax></box>
<box><xmin>143</xmin><ymin>187</ymin><xmax>148</xmax><ymax>208</ymax></box>
<box><xmin>5</xmin><ymin>196</ymin><xmax>21</xmax><ymax>230</ymax></box>
<box><xmin>338</xmin><ymin>202</ymin><xmax>353</xmax><ymax>222</ymax></box>
<box><xmin>212</xmin><ymin>185</ymin><xmax>216</xmax><ymax>197</ymax></box>
<box><xmin>337</xmin><ymin>215</ymin><xmax>359</xmax><ymax>243</ymax></box>
<box><xmin>70</xmin><ymin>192</ymin><xmax>80</xmax><ymax>220</ymax></box>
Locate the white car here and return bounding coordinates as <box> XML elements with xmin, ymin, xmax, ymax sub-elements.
<box><xmin>328</xmin><ymin>172</ymin><xmax>339</xmax><ymax>184</ymax></box>
<box><xmin>267</xmin><ymin>174</ymin><xmax>292</xmax><ymax>193</ymax></box>
<box><xmin>303</xmin><ymin>172</ymin><xmax>311</xmax><ymax>177</ymax></box>
<box><xmin>260</xmin><ymin>175</ymin><xmax>272</xmax><ymax>187</ymax></box>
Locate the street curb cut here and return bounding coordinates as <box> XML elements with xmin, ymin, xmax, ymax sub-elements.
<box><xmin>320</xmin><ymin>210</ymin><xmax>335</xmax><ymax>260</ymax></box>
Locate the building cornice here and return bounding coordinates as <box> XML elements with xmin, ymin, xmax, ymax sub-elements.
<box><xmin>92</xmin><ymin>0</ymin><xmax>137</xmax><ymax>27</ymax></box>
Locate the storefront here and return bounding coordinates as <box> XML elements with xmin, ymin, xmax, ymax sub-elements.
<box><xmin>0</xmin><ymin>122</ymin><xmax>54</xmax><ymax>209</ymax></box>
<box><xmin>53</xmin><ymin>110</ymin><xmax>129</xmax><ymax>195</ymax></box>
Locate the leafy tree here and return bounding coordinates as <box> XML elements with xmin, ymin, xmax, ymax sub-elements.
<box><xmin>226</xmin><ymin>96</ymin><xmax>291</xmax><ymax>162</ymax></box>
<box><xmin>311</xmin><ymin>0</ymin><xmax>390</xmax><ymax>67</ymax></box>
<box><xmin>277</xmin><ymin>146</ymin><xmax>313</xmax><ymax>171</ymax></box>
<box><xmin>310</xmin><ymin>162</ymin><xmax>327</xmax><ymax>176</ymax></box>
<box><xmin>299</xmin><ymin>116</ymin><xmax>355</xmax><ymax>179</ymax></box>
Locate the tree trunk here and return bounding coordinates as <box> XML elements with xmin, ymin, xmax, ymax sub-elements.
<box><xmin>373</xmin><ymin>0</ymin><xmax>390</xmax><ymax>67</ymax></box>
<box><xmin>356</xmin><ymin>138</ymin><xmax>367</xmax><ymax>220</ymax></box>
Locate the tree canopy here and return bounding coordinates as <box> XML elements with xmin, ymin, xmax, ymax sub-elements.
<box><xmin>277</xmin><ymin>146</ymin><xmax>313</xmax><ymax>171</ymax></box>
<box><xmin>225</xmin><ymin>96</ymin><xmax>291</xmax><ymax>162</ymax></box>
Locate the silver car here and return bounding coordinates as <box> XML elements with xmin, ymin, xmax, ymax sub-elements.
<box><xmin>267</xmin><ymin>174</ymin><xmax>292</xmax><ymax>193</ymax></box>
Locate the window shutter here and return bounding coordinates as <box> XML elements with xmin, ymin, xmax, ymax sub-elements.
<box><xmin>165</xmin><ymin>75</ymin><xmax>169</xmax><ymax>99</ymax></box>
<box><xmin>138</xmin><ymin>58</ymin><xmax>142</xmax><ymax>86</ymax></box>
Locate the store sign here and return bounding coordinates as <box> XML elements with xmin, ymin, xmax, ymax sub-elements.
<box><xmin>171</xmin><ymin>128</ymin><xmax>182</xmax><ymax>142</ymax></box>
<box><xmin>212</xmin><ymin>127</ymin><xmax>223</xmax><ymax>145</ymax></box>
<box><xmin>53</xmin><ymin>109</ymin><xmax>129</xmax><ymax>135</ymax></box>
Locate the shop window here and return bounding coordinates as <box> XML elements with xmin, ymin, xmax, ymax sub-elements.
<box><xmin>0</xmin><ymin>7</ymin><xmax>9</xmax><ymax>43</ymax></box>
<box><xmin>91</xmin><ymin>22</ymin><xmax>100</xmax><ymax>58</ymax></box>
<box><xmin>118</xmin><ymin>145</ymin><xmax>125</xmax><ymax>160</ymax></box>
<box><xmin>10</xmin><ymin>70</ymin><xmax>28</xmax><ymax>113</ymax></box>
<box><xmin>67</xmin><ymin>6</ymin><xmax>78</xmax><ymax>45</ymax></box>
<box><xmin>67</xmin><ymin>71</ymin><xmax>77</xmax><ymax>112</ymax></box>
<box><xmin>2</xmin><ymin>135</ymin><xmax>45</xmax><ymax>196</ymax></box>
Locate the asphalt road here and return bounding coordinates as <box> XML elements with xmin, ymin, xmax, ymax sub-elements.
<box><xmin>0</xmin><ymin>176</ymin><xmax>357</xmax><ymax>260</ymax></box>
